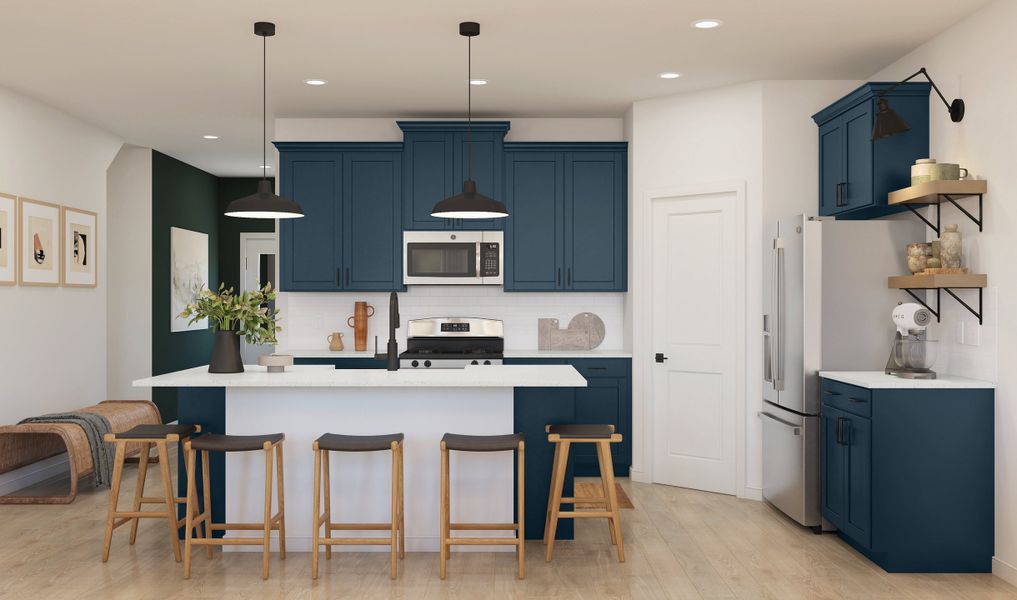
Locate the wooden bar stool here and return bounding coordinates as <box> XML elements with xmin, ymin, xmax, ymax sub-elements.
<box><xmin>439</xmin><ymin>433</ymin><xmax>525</xmax><ymax>580</ymax></box>
<box><xmin>544</xmin><ymin>424</ymin><xmax>624</xmax><ymax>562</ymax></box>
<box><xmin>101</xmin><ymin>423</ymin><xmax>201</xmax><ymax>562</ymax></box>
<box><xmin>183</xmin><ymin>433</ymin><xmax>286</xmax><ymax>580</ymax></box>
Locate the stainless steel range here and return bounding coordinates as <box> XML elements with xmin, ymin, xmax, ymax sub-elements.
<box><xmin>398</xmin><ymin>317</ymin><xmax>504</xmax><ymax>369</ymax></box>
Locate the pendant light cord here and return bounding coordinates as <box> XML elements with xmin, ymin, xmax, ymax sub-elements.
<box><xmin>466</xmin><ymin>33</ymin><xmax>472</xmax><ymax>181</ymax></box>
<box><xmin>262</xmin><ymin>32</ymin><xmax>267</xmax><ymax>181</ymax></box>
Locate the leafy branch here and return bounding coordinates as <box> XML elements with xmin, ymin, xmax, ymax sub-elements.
<box><xmin>178</xmin><ymin>283</ymin><xmax>281</xmax><ymax>345</ymax></box>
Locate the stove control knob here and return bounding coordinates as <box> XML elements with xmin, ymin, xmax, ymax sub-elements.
<box><xmin>411</xmin><ymin>360</ymin><xmax>419</xmax><ymax>368</ymax></box>
<box><xmin>471</xmin><ymin>360</ymin><xmax>479</xmax><ymax>365</ymax></box>
<box><xmin>483</xmin><ymin>360</ymin><xmax>491</xmax><ymax>365</ymax></box>
<box><xmin>424</xmin><ymin>360</ymin><xmax>432</xmax><ymax>368</ymax></box>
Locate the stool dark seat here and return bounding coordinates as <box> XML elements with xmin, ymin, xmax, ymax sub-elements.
<box><xmin>439</xmin><ymin>432</ymin><xmax>525</xmax><ymax>580</ymax></box>
<box><xmin>115</xmin><ymin>423</ymin><xmax>197</xmax><ymax>439</ymax></box>
<box><xmin>191</xmin><ymin>433</ymin><xmax>284</xmax><ymax>452</ymax></box>
<box><xmin>316</xmin><ymin>432</ymin><xmax>404</xmax><ymax>452</ymax></box>
<box><xmin>441</xmin><ymin>432</ymin><xmax>522</xmax><ymax>452</ymax></box>
<box><xmin>546</xmin><ymin>424</ymin><xmax>615</xmax><ymax>439</ymax></box>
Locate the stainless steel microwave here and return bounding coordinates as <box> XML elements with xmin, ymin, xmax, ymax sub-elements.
<box><xmin>402</xmin><ymin>231</ymin><xmax>503</xmax><ymax>285</ymax></box>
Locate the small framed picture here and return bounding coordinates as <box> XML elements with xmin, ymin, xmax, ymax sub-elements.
<box><xmin>0</xmin><ymin>193</ymin><xmax>15</xmax><ymax>285</ymax></box>
<box><xmin>61</xmin><ymin>207</ymin><xmax>98</xmax><ymax>288</ymax></box>
<box><xmin>18</xmin><ymin>197</ymin><xmax>61</xmax><ymax>287</ymax></box>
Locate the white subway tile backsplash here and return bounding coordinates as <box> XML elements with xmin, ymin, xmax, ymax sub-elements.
<box><xmin>276</xmin><ymin>287</ymin><xmax>626</xmax><ymax>352</ymax></box>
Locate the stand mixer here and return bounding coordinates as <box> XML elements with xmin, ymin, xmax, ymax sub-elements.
<box><xmin>884</xmin><ymin>302</ymin><xmax>938</xmax><ymax>379</ymax></box>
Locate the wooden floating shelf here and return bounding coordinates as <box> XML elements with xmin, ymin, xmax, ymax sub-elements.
<box><xmin>888</xmin><ymin>180</ymin><xmax>987</xmax><ymax>205</ymax></box>
<box><xmin>888</xmin><ymin>273</ymin><xmax>987</xmax><ymax>289</ymax></box>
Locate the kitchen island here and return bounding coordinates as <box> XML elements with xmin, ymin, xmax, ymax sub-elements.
<box><xmin>133</xmin><ymin>364</ymin><xmax>586</xmax><ymax>552</ymax></box>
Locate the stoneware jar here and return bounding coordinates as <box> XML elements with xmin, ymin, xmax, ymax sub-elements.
<box><xmin>940</xmin><ymin>224</ymin><xmax>962</xmax><ymax>268</ymax></box>
<box><xmin>906</xmin><ymin>242</ymin><xmax>932</xmax><ymax>274</ymax></box>
<box><xmin>911</xmin><ymin>158</ymin><xmax>937</xmax><ymax>185</ymax></box>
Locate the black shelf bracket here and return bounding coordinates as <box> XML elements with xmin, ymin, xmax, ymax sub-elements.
<box><xmin>902</xmin><ymin>193</ymin><xmax>983</xmax><ymax>235</ymax></box>
<box><xmin>901</xmin><ymin>287</ymin><xmax>983</xmax><ymax>324</ymax></box>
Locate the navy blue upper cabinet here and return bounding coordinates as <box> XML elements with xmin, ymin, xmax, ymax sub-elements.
<box><xmin>398</xmin><ymin>121</ymin><xmax>509</xmax><ymax>231</ymax></box>
<box><xmin>276</xmin><ymin>143</ymin><xmax>404</xmax><ymax>292</ymax></box>
<box><xmin>504</xmin><ymin>143</ymin><xmax>628</xmax><ymax>292</ymax></box>
<box><xmin>812</xmin><ymin>82</ymin><xmax>930</xmax><ymax>219</ymax></box>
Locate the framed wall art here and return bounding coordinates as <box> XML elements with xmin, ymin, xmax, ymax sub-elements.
<box><xmin>0</xmin><ymin>193</ymin><xmax>15</xmax><ymax>285</ymax></box>
<box><xmin>18</xmin><ymin>197</ymin><xmax>61</xmax><ymax>287</ymax></box>
<box><xmin>170</xmin><ymin>226</ymin><xmax>209</xmax><ymax>332</ymax></box>
<box><xmin>61</xmin><ymin>207</ymin><xmax>97</xmax><ymax>288</ymax></box>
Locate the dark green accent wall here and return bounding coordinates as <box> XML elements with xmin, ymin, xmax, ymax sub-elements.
<box><xmin>151</xmin><ymin>151</ymin><xmax>220</xmax><ymax>422</ymax></box>
<box><xmin>217</xmin><ymin>178</ymin><xmax>275</xmax><ymax>293</ymax></box>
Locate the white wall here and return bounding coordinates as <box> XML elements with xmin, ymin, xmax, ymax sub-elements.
<box><xmin>628</xmin><ymin>80</ymin><xmax>859</xmax><ymax>494</ymax></box>
<box><xmin>0</xmin><ymin>86</ymin><xmax>121</xmax><ymax>426</ymax></box>
<box><xmin>106</xmin><ymin>145</ymin><xmax>152</xmax><ymax>400</ymax></box>
<box><xmin>868</xmin><ymin>0</ymin><xmax>1014</xmax><ymax>582</ymax></box>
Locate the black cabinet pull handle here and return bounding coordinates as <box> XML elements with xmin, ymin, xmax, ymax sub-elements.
<box><xmin>586</xmin><ymin>366</ymin><xmax>607</xmax><ymax>371</ymax></box>
<box><xmin>557</xmin><ymin>268</ymin><xmax>561</xmax><ymax>287</ymax></box>
<box><xmin>336</xmin><ymin>268</ymin><xmax>341</xmax><ymax>287</ymax></box>
<box><xmin>848</xmin><ymin>396</ymin><xmax>867</xmax><ymax>403</ymax></box>
<box><xmin>835</xmin><ymin>417</ymin><xmax>844</xmax><ymax>444</ymax></box>
<box><xmin>823</xmin><ymin>390</ymin><xmax>839</xmax><ymax>396</ymax></box>
<box><xmin>345</xmin><ymin>268</ymin><xmax>350</xmax><ymax>286</ymax></box>
<box><xmin>567</xmin><ymin>268</ymin><xmax>572</xmax><ymax>287</ymax></box>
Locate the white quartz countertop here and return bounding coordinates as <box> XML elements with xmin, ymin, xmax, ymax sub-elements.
<box><xmin>276</xmin><ymin>348</ymin><xmax>633</xmax><ymax>359</ymax></box>
<box><xmin>134</xmin><ymin>364</ymin><xmax>588</xmax><ymax>388</ymax></box>
<box><xmin>819</xmin><ymin>371</ymin><xmax>995</xmax><ymax>389</ymax></box>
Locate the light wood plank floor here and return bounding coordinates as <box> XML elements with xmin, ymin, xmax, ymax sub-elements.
<box><xmin>1</xmin><ymin>457</ymin><xmax>1015</xmax><ymax>600</ymax></box>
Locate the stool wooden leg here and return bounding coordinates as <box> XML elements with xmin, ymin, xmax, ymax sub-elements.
<box><xmin>596</xmin><ymin>441</ymin><xmax>625</xmax><ymax>563</ymax></box>
<box><xmin>545</xmin><ymin>440</ymin><xmax>569</xmax><ymax>562</ymax></box>
<box><xmin>597</xmin><ymin>446</ymin><xmax>617</xmax><ymax>546</ymax></box>
<box><xmin>398</xmin><ymin>442</ymin><xmax>405</xmax><ymax>559</ymax></box>
<box><xmin>183</xmin><ymin>443</ymin><xmax>196</xmax><ymax>579</ymax></box>
<box><xmin>101</xmin><ymin>442</ymin><xmax>127</xmax><ymax>562</ymax></box>
<box><xmin>543</xmin><ymin>441</ymin><xmax>562</xmax><ymax>544</ymax></box>
<box><xmin>517</xmin><ymin>441</ymin><xmax>526</xmax><ymax>580</ymax></box>
<box><xmin>322</xmin><ymin>449</ymin><xmax>332</xmax><ymax>560</ymax></box>
<box><xmin>312</xmin><ymin>445</ymin><xmax>321</xmax><ymax>580</ymax></box>
<box><xmin>128</xmin><ymin>442</ymin><xmax>151</xmax><ymax>545</ymax></box>
<box><xmin>439</xmin><ymin>441</ymin><xmax>449</xmax><ymax>580</ymax></box>
<box><xmin>201</xmin><ymin>450</ymin><xmax>213</xmax><ymax>559</ymax></box>
<box><xmin>276</xmin><ymin>442</ymin><xmax>286</xmax><ymax>560</ymax></box>
<box><xmin>262</xmin><ymin>442</ymin><xmax>274</xmax><ymax>580</ymax></box>
<box><xmin>390</xmin><ymin>441</ymin><xmax>399</xmax><ymax>580</ymax></box>
<box><xmin>156</xmin><ymin>441</ymin><xmax>182</xmax><ymax>563</ymax></box>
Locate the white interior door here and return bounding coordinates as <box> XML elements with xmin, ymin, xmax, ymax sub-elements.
<box><xmin>240</xmin><ymin>233</ymin><xmax>277</xmax><ymax>365</ymax></box>
<box><xmin>651</xmin><ymin>190</ymin><xmax>743</xmax><ymax>495</ymax></box>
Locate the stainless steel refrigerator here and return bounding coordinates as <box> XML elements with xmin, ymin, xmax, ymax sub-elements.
<box><xmin>760</xmin><ymin>214</ymin><xmax>921</xmax><ymax>530</ymax></box>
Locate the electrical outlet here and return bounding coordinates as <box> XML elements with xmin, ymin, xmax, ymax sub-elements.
<box><xmin>961</xmin><ymin>321</ymin><xmax>981</xmax><ymax>346</ymax></box>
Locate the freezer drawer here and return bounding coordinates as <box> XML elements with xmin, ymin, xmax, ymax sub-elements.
<box><xmin>760</xmin><ymin>404</ymin><xmax>821</xmax><ymax>527</ymax></box>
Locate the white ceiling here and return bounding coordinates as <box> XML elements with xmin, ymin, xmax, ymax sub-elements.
<box><xmin>0</xmin><ymin>0</ymin><xmax>990</xmax><ymax>176</ymax></box>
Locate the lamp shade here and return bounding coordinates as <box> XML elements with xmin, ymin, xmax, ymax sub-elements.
<box><xmin>871</xmin><ymin>97</ymin><xmax>912</xmax><ymax>140</ymax></box>
<box><xmin>431</xmin><ymin>179</ymin><xmax>508</xmax><ymax>219</ymax></box>
<box><xmin>224</xmin><ymin>179</ymin><xmax>304</xmax><ymax>219</ymax></box>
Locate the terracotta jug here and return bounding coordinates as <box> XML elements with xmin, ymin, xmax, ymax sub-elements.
<box><xmin>327</xmin><ymin>332</ymin><xmax>345</xmax><ymax>351</ymax></box>
<box><xmin>347</xmin><ymin>301</ymin><xmax>375</xmax><ymax>351</ymax></box>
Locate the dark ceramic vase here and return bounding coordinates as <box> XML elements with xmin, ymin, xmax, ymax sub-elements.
<box><xmin>209</xmin><ymin>330</ymin><xmax>244</xmax><ymax>373</ymax></box>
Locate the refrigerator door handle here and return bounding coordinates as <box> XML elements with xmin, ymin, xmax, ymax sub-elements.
<box><xmin>758</xmin><ymin>411</ymin><xmax>801</xmax><ymax>436</ymax></box>
<box><xmin>773</xmin><ymin>238</ymin><xmax>785</xmax><ymax>391</ymax></box>
<box><xmin>763</xmin><ymin>314</ymin><xmax>773</xmax><ymax>383</ymax></box>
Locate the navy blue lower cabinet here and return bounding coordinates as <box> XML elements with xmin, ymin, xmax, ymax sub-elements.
<box><xmin>820</xmin><ymin>378</ymin><xmax>994</xmax><ymax>572</ymax></box>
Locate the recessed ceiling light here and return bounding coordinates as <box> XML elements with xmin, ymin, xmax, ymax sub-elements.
<box><xmin>304</xmin><ymin>79</ymin><xmax>327</xmax><ymax>86</ymax></box>
<box><xmin>469</xmin><ymin>79</ymin><xmax>488</xmax><ymax>86</ymax></box>
<box><xmin>659</xmin><ymin>72</ymin><xmax>682</xmax><ymax>80</ymax></box>
<box><xmin>203</xmin><ymin>135</ymin><xmax>219</xmax><ymax>140</ymax></box>
<box><xmin>692</xmin><ymin>19</ymin><xmax>723</xmax><ymax>29</ymax></box>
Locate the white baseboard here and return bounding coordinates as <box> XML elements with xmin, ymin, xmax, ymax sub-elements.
<box><xmin>993</xmin><ymin>556</ymin><xmax>1017</xmax><ymax>587</ymax></box>
<box><xmin>221</xmin><ymin>534</ymin><xmax>515</xmax><ymax>553</ymax></box>
<box><xmin>0</xmin><ymin>453</ymin><xmax>70</xmax><ymax>496</ymax></box>
<box><xmin>629</xmin><ymin>467</ymin><xmax>650</xmax><ymax>484</ymax></box>
<box><xmin>739</xmin><ymin>485</ymin><xmax>763</xmax><ymax>501</ymax></box>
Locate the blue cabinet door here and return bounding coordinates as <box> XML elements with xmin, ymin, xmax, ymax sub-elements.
<box><xmin>453</xmin><ymin>131</ymin><xmax>505</xmax><ymax>231</ymax></box>
<box><xmin>842</xmin><ymin>103</ymin><xmax>875</xmax><ymax>213</ymax></box>
<box><xmin>572</xmin><ymin>376</ymin><xmax>631</xmax><ymax>476</ymax></box>
<box><xmin>818</xmin><ymin>119</ymin><xmax>844</xmax><ymax>216</ymax></box>
<box><xmin>504</xmin><ymin>151</ymin><xmax>564</xmax><ymax>291</ymax></box>
<box><xmin>842</xmin><ymin>413</ymin><xmax>872</xmax><ymax>547</ymax></box>
<box><xmin>342</xmin><ymin>152</ymin><xmax>403</xmax><ymax>291</ymax></box>
<box><xmin>563</xmin><ymin>152</ymin><xmax>627</xmax><ymax>291</ymax></box>
<box><xmin>403</xmin><ymin>131</ymin><xmax>456</xmax><ymax>230</ymax></box>
<box><xmin>821</xmin><ymin>406</ymin><xmax>846</xmax><ymax>529</ymax></box>
<box><xmin>279</xmin><ymin>152</ymin><xmax>341</xmax><ymax>291</ymax></box>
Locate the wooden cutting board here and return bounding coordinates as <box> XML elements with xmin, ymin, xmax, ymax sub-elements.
<box><xmin>568</xmin><ymin>312</ymin><xmax>606</xmax><ymax>349</ymax></box>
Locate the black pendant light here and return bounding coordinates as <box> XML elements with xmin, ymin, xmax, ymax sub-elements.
<box><xmin>224</xmin><ymin>21</ymin><xmax>304</xmax><ymax>219</ymax></box>
<box><xmin>872</xmin><ymin>67</ymin><xmax>965</xmax><ymax>141</ymax></box>
<box><xmin>431</xmin><ymin>22</ymin><xmax>508</xmax><ymax>220</ymax></box>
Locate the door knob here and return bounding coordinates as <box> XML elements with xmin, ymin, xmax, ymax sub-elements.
<box><xmin>655</xmin><ymin>353</ymin><xmax>668</xmax><ymax>363</ymax></box>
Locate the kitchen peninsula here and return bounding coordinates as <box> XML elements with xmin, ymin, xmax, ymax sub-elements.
<box><xmin>133</xmin><ymin>364</ymin><xmax>586</xmax><ymax>552</ymax></box>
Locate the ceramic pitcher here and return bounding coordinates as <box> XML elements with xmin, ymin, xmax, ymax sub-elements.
<box><xmin>327</xmin><ymin>332</ymin><xmax>345</xmax><ymax>351</ymax></box>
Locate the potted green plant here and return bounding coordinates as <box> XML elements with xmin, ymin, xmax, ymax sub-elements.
<box><xmin>178</xmin><ymin>283</ymin><xmax>281</xmax><ymax>373</ymax></box>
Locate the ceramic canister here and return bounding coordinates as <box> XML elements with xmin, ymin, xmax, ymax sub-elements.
<box><xmin>930</xmin><ymin>163</ymin><xmax>969</xmax><ymax>181</ymax></box>
<box><xmin>911</xmin><ymin>159</ymin><xmax>937</xmax><ymax>185</ymax></box>
<box><xmin>940</xmin><ymin>224</ymin><xmax>962</xmax><ymax>268</ymax></box>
